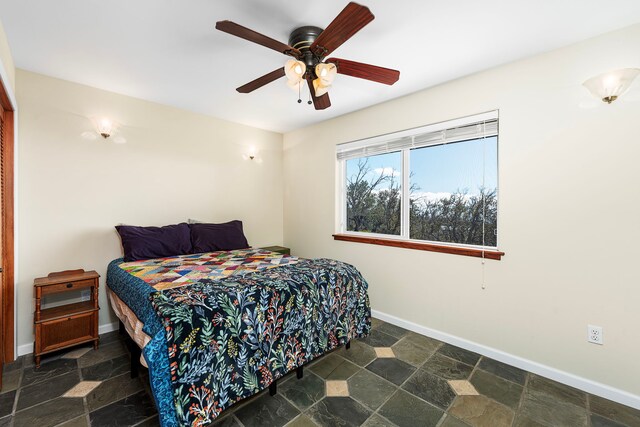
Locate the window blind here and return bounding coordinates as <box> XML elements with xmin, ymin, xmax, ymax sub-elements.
<box><xmin>337</xmin><ymin>112</ymin><xmax>498</xmax><ymax>161</ymax></box>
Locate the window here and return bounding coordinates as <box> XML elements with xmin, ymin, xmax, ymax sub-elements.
<box><xmin>336</xmin><ymin>111</ymin><xmax>502</xmax><ymax>258</ymax></box>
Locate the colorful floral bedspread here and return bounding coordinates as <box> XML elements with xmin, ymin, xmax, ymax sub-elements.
<box><xmin>119</xmin><ymin>249</ymin><xmax>299</xmax><ymax>290</ymax></box>
<box><xmin>107</xmin><ymin>251</ymin><xmax>371</xmax><ymax>427</ymax></box>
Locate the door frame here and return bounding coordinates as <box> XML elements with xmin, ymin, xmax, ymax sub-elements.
<box><xmin>0</xmin><ymin>77</ymin><xmax>15</xmax><ymax>363</ymax></box>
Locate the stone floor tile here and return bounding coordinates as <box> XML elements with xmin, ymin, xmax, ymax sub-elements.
<box><xmin>99</xmin><ymin>331</ymin><xmax>123</xmax><ymax>345</ymax></box>
<box><xmin>21</xmin><ymin>355</ymin><xmax>35</xmax><ymax>368</ymax></box>
<box><xmin>469</xmin><ymin>369</ymin><xmax>523</xmax><ymax>409</ymax></box>
<box><xmin>527</xmin><ymin>374</ymin><xmax>586</xmax><ymax>408</ymax></box>
<box><xmin>0</xmin><ymin>390</ymin><xmax>15</xmax><ymax>418</ymax></box>
<box><xmin>0</xmin><ymin>369</ymin><xmax>21</xmax><ymax>393</ymax></box>
<box><xmin>13</xmin><ymin>397</ymin><xmax>85</xmax><ymax>427</ymax></box>
<box><xmin>210</xmin><ymin>414</ymin><xmax>241</xmax><ymax>426</ymax></box>
<box><xmin>2</xmin><ymin>357</ymin><xmax>23</xmax><ymax>373</ymax></box>
<box><xmin>511</xmin><ymin>414</ymin><xmax>547</xmax><ymax>427</ymax></box>
<box><xmin>363</xmin><ymin>330</ymin><xmax>399</xmax><ymax>348</ymax></box>
<box><xmin>309</xmin><ymin>354</ymin><xmax>360</xmax><ymax>381</ymax></box>
<box><xmin>361</xmin><ymin>414</ymin><xmax>396</xmax><ymax>427</ymax></box>
<box><xmin>62</xmin><ymin>346</ymin><xmax>93</xmax><ymax>359</ymax></box>
<box><xmin>17</xmin><ymin>370</ymin><xmax>80</xmax><ymax>411</ymax></box>
<box><xmin>326</xmin><ymin>381</ymin><xmax>349</xmax><ymax>397</ymax></box>
<box><xmin>375</xmin><ymin>323</ymin><xmax>409</xmax><ymax>339</ymax></box>
<box><xmin>519</xmin><ymin>387</ymin><xmax>588</xmax><ymax>427</ymax></box>
<box><xmin>374</xmin><ymin>347</ymin><xmax>395</xmax><ymax>358</ymax></box>
<box><xmin>280</xmin><ymin>372</ymin><xmax>325</xmax><ymax>410</ymax></box>
<box><xmin>58</xmin><ymin>415</ymin><xmax>89</xmax><ymax>426</ymax></box>
<box><xmin>402</xmin><ymin>369</ymin><xmax>456</xmax><ymax>409</ymax></box>
<box><xmin>86</xmin><ymin>372</ymin><xmax>144</xmax><ymax>412</ymax></box>
<box><xmin>370</xmin><ymin>318</ymin><xmax>384</xmax><ymax>330</ymax></box>
<box><xmin>402</xmin><ymin>332</ymin><xmax>442</xmax><ymax>353</ymax></box>
<box><xmin>589</xmin><ymin>394</ymin><xmax>640</xmax><ymax>426</ymax></box>
<box><xmin>307</xmin><ymin>397</ymin><xmax>371</xmax><ymax>427</ymax></box>
<box><xmin>436</xmin><ymin>344</ymin><xmax>481</xmax><ymax>367</ymax></box>
<box><xmin>391</xmin><ymin>338</ymin><xmax>436</xmax><ymax>367</ymax></box>
<box><xmin>366</xmin><ymin>358</ymin><xmax>415</xmax><ymax>386</ymax></box>
<box><xmin>78</xmin><ymin>341</ymin><xmax>127</xmax><ymax>368</ymax></box>
<box><xmin>21</xmin><ymin>358</ymin><xmax>78</xmax><ymax>387</ymax></box>
<box><xmin>448</xmin><ymin>380</ymin><xmax>479</xmax><ymax>396</ymax></box>
<box><xmin>0</xmin><ymin>416</ymin><xmax>11</xmax><ymax>427</ymax></box>
<box><xmin>590</xmin><ymin>414</ymin><xmax>627</xmax><ymax>427</ymax></box>
<box><xmin>422</xmin><ymin>353</ymin><xmax>474</xmax><ymax>380</ymax></box>
<box><xmin>80</xmin><ymin>354</ymin><xmax>129</xmax><ymax>381</ymax></box>
<box><xmin>338</xmin><ymin>340</ymin><xmax>377</xmax><ymax>367</ymax></box>
<box><xmin>440</xmin><ymin>415</ymin><xmax>472</xmax><ymax>427</ymax></box>
<box><xmin>348</xmin><ymin>369</ymin><xmax>397</xmax><ymax>410</ymax></box>
<box><xmin>378</xmin><ymin>389</ymin><xmax>443</xmax><ymax>427</ymax></box>
<box><xmin>477</xmin><ymin>357</ymin><xmax>527</xmax><ymax>385</ymax></box>
<box><xmin>285</xmin><ymin>414</ymin><xmax>319</xmax><ymax>427</ymax></box>
<box><xmin>448</xmin><ymin>395</ymin><xmax>514</xmax><ymax>427</ymax></box>
<box><xmin>63</xmin><ymin>380</ymin><xmax>102</xmax><ymax>398</ymax></box>
<box><xmin>89</xmin><ymin>391</ymin><xmax>157</xmax><ymax>427</ymax></box>
<box><xmin>234</xmin><ymin>393</ymin><xmax>299</xmax><ymax>427</ymax></box>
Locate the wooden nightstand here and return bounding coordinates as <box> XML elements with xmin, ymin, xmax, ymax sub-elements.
<box><xmin>33</xmin><ymin>269</ymin><xmax>100</xmax><ymax>367</ymax></box>
<box><xmin>260</xmin><ymin>246</ymin><xmax>290</xmax><ymax>255</ymax></box>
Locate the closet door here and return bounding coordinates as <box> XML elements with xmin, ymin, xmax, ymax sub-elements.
<box><xmin>0</xmin><ymin>79</ymin><xmax>15</xmax><ymax>384</ymax></box>
<box><xmin>0</xmin><ymin>102</ymin><xmax>4</xmax><ymax>386</ymax></box>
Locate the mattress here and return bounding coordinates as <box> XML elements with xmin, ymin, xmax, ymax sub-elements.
<box><xmin>106</xmin><ymin>248</ymin><xmax>371</xmax><ymax>427</ymax></box>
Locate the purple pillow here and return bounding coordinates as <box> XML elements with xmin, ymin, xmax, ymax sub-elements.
<box><xmin>115</xmin><ymin>223</ymin><xmax>192</xmax><ymax>262</ymax></box>
<box><xmin>190</xmin><ymin>220</ymin><xmax>249</xmax><ymax>253</ymax></box>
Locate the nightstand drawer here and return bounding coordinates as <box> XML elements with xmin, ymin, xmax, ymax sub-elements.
<box><xmin>37</xmin><ymin>311</ymin><xmax>97</xmax><ymax>354</ymax></box>
<box><xmin>42</xmin><ymin>278</ymin><xmax>95</xmax><ymax>295</ymax></box>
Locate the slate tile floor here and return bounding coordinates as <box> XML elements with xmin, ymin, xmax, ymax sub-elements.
<box><xmin>1</xmin><ymin>319</ymin><xmax>639</xmax><ymax>427</ymax></box>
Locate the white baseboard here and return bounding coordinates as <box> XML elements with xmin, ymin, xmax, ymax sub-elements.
<box><xmin>371</xmin><ymin>309</ymin><xmax>640</xmax><ymax>411</ymax></box>
<box><xmin>16</xmin><ymin>343</ymin><xmax>31</xmax><ymax>357</ymax></box>
<box><xmin>16</xmin><ymin>321</ymin><xmax>120</xmax><ymax>357</ymax></box>
<box><xmin>99</xmin><ymin>321</ymin><xmax>119</xmax><ymax>335</ymax></box>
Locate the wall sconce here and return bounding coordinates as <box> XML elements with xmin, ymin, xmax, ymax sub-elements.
<box><xmin>243</xmin><ymin>146</ymin><xmax>258</xmax><ymax>161</ymax></box>
<box><xmin>96</xmin><ymin>118</ymin><xmax>113</xmax><ymax>138</ymax></box>
<box><xmin>583</xmin><ymin>68</ymin><xmax>640</xmax><ymax>104</ymax></box>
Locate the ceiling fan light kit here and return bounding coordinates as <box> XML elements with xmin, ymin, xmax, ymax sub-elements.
<box><xmin>215</xmin><ymin>2</ymin><xmax>400</xmax><ymax>110</ymax></box>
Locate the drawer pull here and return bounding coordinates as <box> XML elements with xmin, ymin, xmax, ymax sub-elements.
<box><xmin>66</xmin><ymin>283</ymin><xmax>73</xmax><ymax>288</ymax></box>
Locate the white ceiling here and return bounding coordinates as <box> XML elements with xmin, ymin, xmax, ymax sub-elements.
<box><xmin>1</xmin><ymin>1</ymin><xmax>640</xmax><ymax>133</ymax></box>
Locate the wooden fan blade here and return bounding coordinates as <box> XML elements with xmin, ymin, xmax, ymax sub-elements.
<box><xmin>327</xmin><ymin>58</ymin><xmax>400</xmax><ymax>85</ymax></box>
<box><xmin>216</xmin><ymin>21</ymin><xmax>301</xmax><ymax>57</ymax></box>
<box><xmin>310</xmin><ymin>2</ymin><xmax>374</xmax><ymax>58</ymax></box>
<box><xmin>236</xmin><ymin>68</ymin><xmax>286</xmax><ymax>93</ymax></box>
<box><xmin>306</xmin><ymin>78</ymin><xmax>331</xmax><ymax>110</ymax></box>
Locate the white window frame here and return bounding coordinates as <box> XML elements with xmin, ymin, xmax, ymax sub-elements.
<box><xmin>336</xmin><ymin>111</ymin><xmax>500</xmax><ymax>251</ymax></box>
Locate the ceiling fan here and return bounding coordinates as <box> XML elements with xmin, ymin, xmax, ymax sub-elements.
<box><xmin>215</xmin><ymin>2</ymin><xmax>400</xmax><ymax>110</ymax></box>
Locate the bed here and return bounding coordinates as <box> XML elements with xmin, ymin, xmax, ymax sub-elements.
<box><xmin>106</xmin><ymin>248</ymin><xmax>371</xmax><ymax>427</ymax></box>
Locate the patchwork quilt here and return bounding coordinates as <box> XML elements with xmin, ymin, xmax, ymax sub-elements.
<box><xmin>119</xmin><ymin>249</ymin><xmax>300</xmax><ymax>290</ymax></box>
<box><xmin>107</xmin><ymin>249</ymin><xmax>371</xmax><ymax>427</ymax></box>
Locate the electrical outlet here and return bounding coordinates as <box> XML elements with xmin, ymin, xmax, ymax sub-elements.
<box><xmin>587</xmin><ymin>325</ymin><xmax>603</xmax><ymax>345</ymax></box>
<box><xmin>80</xmin><ymin>289</ymin><xmax>91</xmax><ymax>302</ymax></box>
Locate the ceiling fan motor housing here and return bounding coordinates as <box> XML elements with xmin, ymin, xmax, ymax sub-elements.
<box><xmin>289</xmin><ymin>26</ymin><xmax>324</xmax><ymax>72</ymax></box>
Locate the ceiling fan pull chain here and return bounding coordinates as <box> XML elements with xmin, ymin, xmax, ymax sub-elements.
<box><xmin>307</xmin><ymin>85</ymin><xmax>312</xmax><ymax>105</ymax></box>
<box><xmin>297</xmin><ymin>83</ymin><xmax>302</xmax><ymax>103</ymax></box>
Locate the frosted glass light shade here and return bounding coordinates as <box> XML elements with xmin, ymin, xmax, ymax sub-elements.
<box><xmin>313</xmin><ymin>78</ymin><xmax>331</xmax><ymax>97</ymax></box>
<box><xmin>583</xmin><ymin>68</ymin><xmax>640</xmax><ymax>103</ymax></box>
<box><xmin>315</xmin><ymin>62</ymin><xmax>337</xmax><ymax>86</ymax></box>
<box><xmin>97</xmin><ymin>118</ymin><xmax>113</xmax><ymax>138</ymax></box>
<box><xmin>285</xmin><ymin>59</ymin><xmax>306</xmax><ymax>83</ymax></box>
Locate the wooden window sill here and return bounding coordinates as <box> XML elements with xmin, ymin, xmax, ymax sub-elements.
<box><xmin>332</xmin><ymin>234</ymin><xmax>505</xmax><ymax>260</ymax></box>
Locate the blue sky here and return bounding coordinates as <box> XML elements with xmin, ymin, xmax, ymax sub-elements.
<box><xmin>346</xmin><ymin>137</ymin><xmax>498</xmax><ymax>196</ymax></box>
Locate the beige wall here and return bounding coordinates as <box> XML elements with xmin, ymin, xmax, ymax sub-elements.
<box><xmin>16</xmin><ymin>70</ymin><xmax>284</xmax><ymax>350</ymax></box>
<box><xmin>0</xmin><ymin>19</ymin><xmax>15</xmax><ymax>94</ymax></box>
<box><xmin>283</xmin><ymin>24</ymin><xmax>640</xmax><ymax>401</ymax></box>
